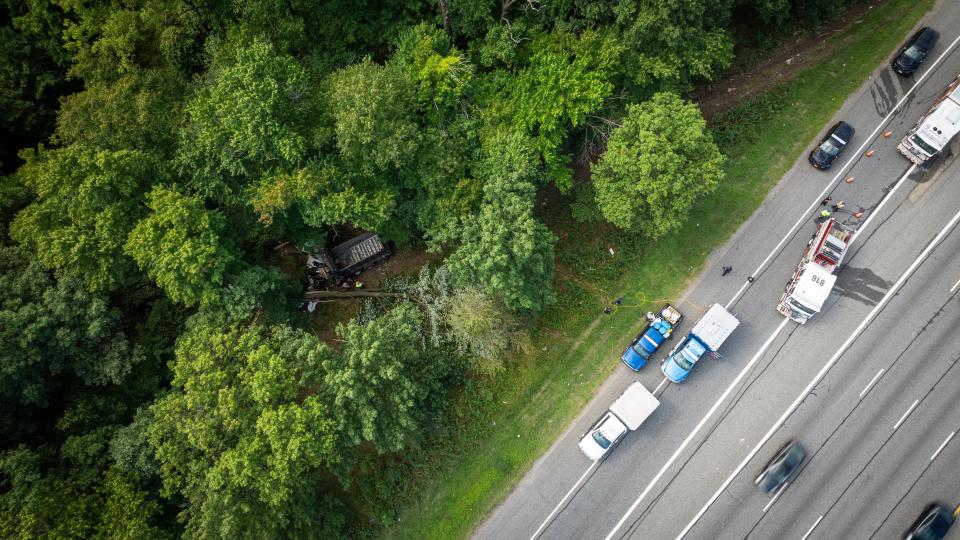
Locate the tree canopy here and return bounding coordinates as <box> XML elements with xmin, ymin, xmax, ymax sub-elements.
<box><xmin>592</xmin><ymin>93</ymin><xmax>725</xmax><ymax>238</ymax></box>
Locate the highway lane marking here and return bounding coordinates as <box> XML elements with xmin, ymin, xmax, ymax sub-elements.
<box><xmin>602</xmin><ymin>317</ymin><xmax>790</xmax><ymax>540</ymax></box>
<box><xmin>929</xmin><ymin>431</ymin><xmax>955</xmax><ymax>461</ymax></box>
<box><xmin>852</xmin><ymin>164</ymin><xmax>916</xmax><ymax>240</ymax></box>
<box><xmin>529</xmin><ymin>460</ymin><xmax>599</xmax><ymax>540</ymax></box>
<box><xmin>893</xmin><ymin>399</ymin><xmax>920</xmax><ymax>431</ymax></box>
<box><xmin>762</xmin><ymin>482</ymin><xmax>788</xmax><ymax>513</ymax></box>
<box><xmin>858</xmin><ymin>369</ymin><xmax>885</xmax><ymax>399</ymax></box>
<box><xmin>800</xmin><ymin>515</ymin><xmax>824</xmax><ymax>540</ymax></box>
<box><xmin>724</xmin><ymin>31</ymin><xmax>960</xmax><ymax>311</ymax></box>
<box><xmin>654</xmin><ymin>377</ymin><xmax>670</xmax><ymax>396</ymax></box>
<box><xmin>950</xmin><ymin>276</ymin><xmax>960</xmax><ymax>293</ymax></box>
<box><xmin>672</xmin><ymin>205</ymin><xmax>960</xmax><ymax>540</ymax></box>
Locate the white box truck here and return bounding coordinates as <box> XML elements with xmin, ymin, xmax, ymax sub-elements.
<box><xmin>578</xmin><ymin>381</ymin><xmax>660</xmax><ymax>461</ymax></box>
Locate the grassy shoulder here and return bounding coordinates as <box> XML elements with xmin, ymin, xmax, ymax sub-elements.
<box><xmin>384</xmin><ymin>0</ymin><xmax>934</xmax><ymax>537</ymax></box>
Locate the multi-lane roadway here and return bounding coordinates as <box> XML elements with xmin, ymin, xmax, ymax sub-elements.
<box><xmin>475</xmin><ymin>1</ymin><xmax>960</xmax><ymax>539</ymax></box>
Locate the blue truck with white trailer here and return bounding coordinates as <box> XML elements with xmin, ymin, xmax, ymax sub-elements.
<box><xmin>660</xmin><ymin>303</ymin><xmax>739</xmax><ymax>383</ymax></box>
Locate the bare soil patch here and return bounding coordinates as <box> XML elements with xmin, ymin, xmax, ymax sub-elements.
<box><xmin>694</xmin><ymin>1</ymin><xmax>891</xmax><ymax>119</ymax></box>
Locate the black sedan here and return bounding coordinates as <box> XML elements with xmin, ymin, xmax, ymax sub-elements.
<box><xmin>904</xmin><ymin>503</ymin><xmax>955</xmax><ymax>540</ymax></box>
<box><xmin>755</xmin><ymin>440</ymin><xmax>806</xmax><ymax>494</ymax></box>
<box><xmin>809</xmin><ymin>121</ymin><xmax>854</xmax><ymax>170</ymax></box>
<box><xmin>893</xmin><ymin>27</ymin><xmax>939</xmax><ymax>77</ymax></box>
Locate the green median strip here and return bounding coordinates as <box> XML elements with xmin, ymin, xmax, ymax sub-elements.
<box><xmin>384</xmin><ymin>0</ymin><xmax>934</xmax><ymax>537</ymax></box>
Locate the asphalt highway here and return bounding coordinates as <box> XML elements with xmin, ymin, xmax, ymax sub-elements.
<box><xmin>474</xmin><ymin>1</ymin><xmax>960</xmax><ymax>539</ymax></box>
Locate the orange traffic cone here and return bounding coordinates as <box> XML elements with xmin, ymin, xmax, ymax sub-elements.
<box><xmin>845</xmin><ymin>176</ymin><xmax>855</xmax><ymax>183</ymax></box>
<box><xmin>853</xmin><ymin>211</ymin><xmax>863</xmax><ymax>218</ymax></box>
<box><xmin>883</xmin><ymin>130</ymin><xmax>893</xmax><ymax>138</ymax></box>
<box><xmin>865</xmin><ymin>150</ymin><xmax>875</xmax><ymax>157</ymax></box>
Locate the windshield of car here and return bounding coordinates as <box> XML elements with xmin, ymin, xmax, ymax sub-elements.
<box><xmin>672</xmin><ymin>340</ymin><xmax>706</xmax><ymax>371</ymax></box>
<box><xmin>632</xmin><ymin>343</ymin><xmax>652</xmax><ymax>359</ymax></box>
<box><xmin>903</xmin><ymin>45</ymin><xmax>924</xmax><ymax>61</ymax></box>
<box><xmin>911</xmin><ymin>134</ymin><xmax>938</xmax><ymax>155</ymax></box>
<box><xmin>592</xmin><ymin>430</ymin><xmax>612</xmax><ymax>449</ymax></box>
<box><xmin>789</xmin><ymin>298</ymin><xmax>817</xmax><ymax>315</ymax></box>
<box><xmin>818</xmin><ymin>140</ymin><xmax>841</xmax><ymax>157</ymax></box>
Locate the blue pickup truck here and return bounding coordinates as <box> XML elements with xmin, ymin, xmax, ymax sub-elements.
<box><xmin>661</xmin><ymin>303</ymin><xmax>739</xmax><ymax>383</ymax></box>
<box><xmin>620</xmin><ymin>305</ymin><xmax>683</xmax><ymax>371</ymax></box>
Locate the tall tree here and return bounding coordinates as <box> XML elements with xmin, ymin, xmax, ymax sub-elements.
<box><xmin>176</xmin><ymin>37</ymin><xmax>320</xmax><ymax>205</ymax></box>
<box><xmin>10</xmin><ymin>145</ymin><xmax>162</xmax><ymax>291</ymax></box>
<box><xmin>124</xmin><ymin>186</ymin><xmax>235</xmax><ymax>306</ymax></box>
<box><xmin>591</xmin><ymin>93</ymin><xmax>724</xmax><ymax>238</ymax></box>
<box><xmin>0</xmin><ymin>246</ymin><xmax>144</xmax><ymax>438</ymax></box>
<box><xmin>448</xmin><ymin>131</ymin><xmax>556</xmax><ymax>312</ymax></box>
<box><xmin>148</xmin><ymin>322</ymin><xmax>343</xmax><ymax>539</ymax></box>
<box><xmin>507</xmin><ymin>29</ymin><xmax>623</xmax><ymax>190</ymax></box>
<box><xmin>325</xmin><ymin>302</ymin><xmax>424</xmax><ymax>454</ymax></box>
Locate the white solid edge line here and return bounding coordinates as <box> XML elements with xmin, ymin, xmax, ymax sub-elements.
<box><xmin>762</xmin><ymin>482</ymin><xmax>788</xmax><ymax>514</ymax></box>
<box><xmin>853</xmin><ymin>164</ymin><xmax>917</xmax><ymax>240</ymax></box>
<box><xmin>930</xmin><ymin>431</ymin><xmax>956</xmax><ymax>461</ymax></box>
<box><xmin>654</xmin><ymin>377</ymin><xmax>670</xmax><ymax>396</ymax></box>
<box><xmin>602</xmin><ymin>317</ymin><xmax>790</xmax><ymax>540</ymax></box>
<box><xmin>725</xmin><ymin>31</ymin><xmax>960</xmax><ymax>311</ymax></box>
<box><xmin>801</xmin><ymin>515</ymin><xmax>825</xmax><ymax>540</ymax></box>
<box><xmin>859</xmin><ymin>369</ymin><xmax>885</xmax><ymax>399</ymax></box>
<box><xmin>673</xmin><ymin>205</ymin><xmax>960</xmax><ymax>540</ymax></box>
<box><xmin>893</xmin><ymin>399</ymin><xmax>921</xmax><ymax>431</ymax></box>
<box><xmin>529</xmin><ymin>460</ymin><xmax>599</xmax><ymax>540</ymax></box>
<box><xmin>950</xmin><ymin>276</ymin><xmax>960</xmax><ymax>293</ymax></box>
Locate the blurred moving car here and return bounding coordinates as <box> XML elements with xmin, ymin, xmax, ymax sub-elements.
<box><xmin>755</xmin><ymin>440</ymin><xmax>806</xmax><ymax>494</ymax></box>
<box><xmin>903</xmin><ymin>503</ymin><xmax>955</xmax><ymax>540</ymax></box>
<box><xmin>893</xmin><ymin>27</ymin><xmax>940</xmax><ymax>77</ymax></box>
<box><xmin>809</xmin><ymin>121</ymin><xmax>855</xmax><ymax>170</ymax></box>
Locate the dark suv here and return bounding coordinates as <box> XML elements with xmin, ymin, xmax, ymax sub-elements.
<box><xmin>893</xmin><ymin>27</ymin><xmax>939</xmax><ymax>77</ymax></box>
<box><xmin>809</xmin><ymin>121</ymin><xmax>855</xmax><ymax>170</ymax></box>
<box><xmin>904</xmin><ymin>503</ymin><xmax>955</xmax><ymax>540</ymax></box>
<box><xmin>755</xmin><ymin>440</ymin><xmax>806</xmax><ymax>494</ymax></box>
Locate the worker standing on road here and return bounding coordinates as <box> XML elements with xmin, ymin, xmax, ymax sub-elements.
<box><xmin>831</xmin><ymin>201</ymin><xmax>845</xmax><ymax>211</ymax></box>
<box><xmin>820</xmin><ymin>196</ymin><xmax>832</xmax><ymax>206</ymax></box>
<box><xmin>817</xmin><ymin>209</ymin><xmax>832</xmax><ymax>223</ymax></box>
<box><xmin>722</xmin><ymin>266</ymin><xmax>733</xmax><ymax>276</ymax></box>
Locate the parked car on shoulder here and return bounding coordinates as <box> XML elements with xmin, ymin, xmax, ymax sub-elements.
<box><xmin>660</xmin><ymin>304</ymin><xmax>739</xmax><ymax>383</ymax></box>
<box><xmin>578</xmin><ymin>382</ymin><xmax>660</xmax><ymax>461</ymax></box>
<box><xmin>621</xmin><ymin>305</ymin><xmax>683</xmax><ymax>371</ymax></box>
<box><xmin>893</xmin><ymin>27</ymin><xmax>940</xmax><ymax>77</ymax></box>
<box><xmin>809</xmin><ymin>121</ymin><xmax>855</xmax><ymax>170</ymax></box>
<box><xmin>755</xmin><ymin>440</ymin><xmax>806</xmax><ymax>494</ymax></box>
<box><xmin>903</xmin><ymin>503</ymin><xmax>955</xmax><ymax>540</ymax></box>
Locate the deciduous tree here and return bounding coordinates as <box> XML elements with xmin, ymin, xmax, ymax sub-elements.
<box><xmin>124</xmin><ymin>186</ymin><xmax>234</xmax><ymax>306</ymax></box>
<box><xmin>448</xmin><ymin>131</ymin><xmax>556</xmax><ymax>312</ymax></box>
<box><xmin>592</xmin><ymin>93</ymin><xmax>724</xmax><ymax>238</ymax></box>
<box><xmin>148</xmin><ymin>322</ymin><xmax>343</xmax><ymax>538</ymax></box>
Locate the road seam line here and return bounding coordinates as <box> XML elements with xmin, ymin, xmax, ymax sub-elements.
<box><xmin>893</xmin><ymin>399</ymin><xmax>920</xmax><ymax>431</ymax></box>
<box><xmin>859</xmin><ymin>369</ymin><xmax>885</xmax><ymax>399</ymax></box>
<box><xmin>930</xmin><ymin>431</ymin><xmax>955</xmax><ymax>461</ymax></box>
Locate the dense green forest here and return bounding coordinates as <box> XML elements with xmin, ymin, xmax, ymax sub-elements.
<box><xmin>0</xmin><ymin>0</ymin><xmax>860</xmax><ymax>537</ymax></box>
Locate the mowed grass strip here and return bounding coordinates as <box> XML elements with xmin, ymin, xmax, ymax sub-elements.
<box><xmin>385</xmin><ymin>0</ymin><xmax>934</xmax><ymax>537</ymax></box>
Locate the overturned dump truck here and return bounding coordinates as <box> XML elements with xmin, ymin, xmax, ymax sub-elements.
<box><xmin>307</xmin><ymin>233</ymin><xmax>392</xmax><ymax>288</ymax></box>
